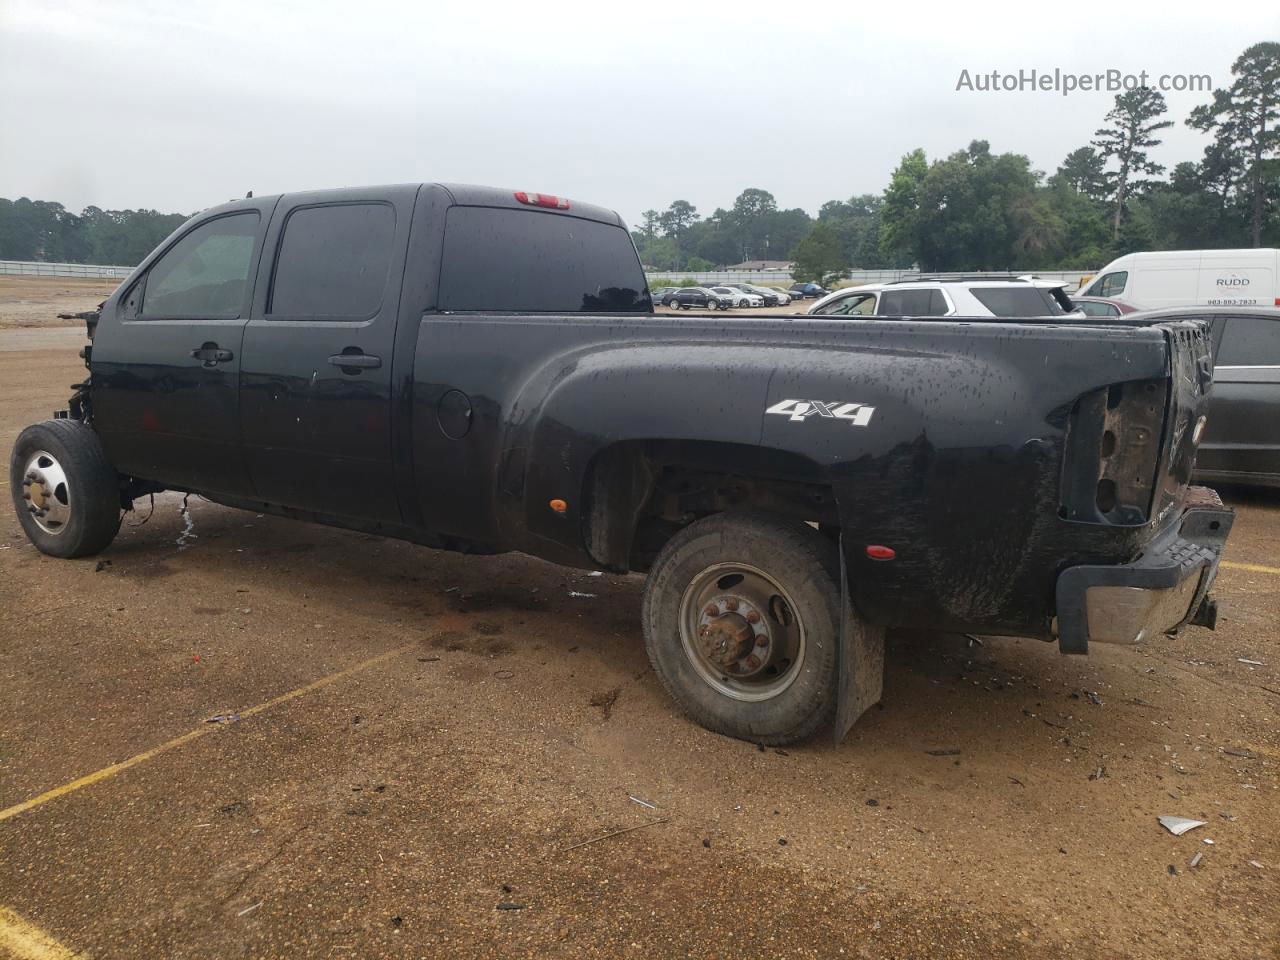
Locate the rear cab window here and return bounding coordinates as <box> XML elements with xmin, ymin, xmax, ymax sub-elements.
<box><xmin>439</xmin><ymin>207</ymin><xmax>649</xmax><ymax>312</ymax></box>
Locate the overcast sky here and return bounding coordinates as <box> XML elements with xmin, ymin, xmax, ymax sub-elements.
<box><xmin>1</xmin><ymin>0</ymin><xmax>1274</xmax><ymax>228</ymax></box>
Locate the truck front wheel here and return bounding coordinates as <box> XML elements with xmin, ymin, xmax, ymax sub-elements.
<box><xmin>10</xmin><ymin>420</ymin><xmax>121</xmax><ymax>558</ymax></box>
<box><xmin>641</xmin><ymin>513</ymin><xmax>841</xmax><ymax>745</ymax></box>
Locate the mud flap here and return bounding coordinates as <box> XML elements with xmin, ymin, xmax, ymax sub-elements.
<box><xmin>834</xmin><ymin>536</ymin><xmax>885</xmax><ymax>742</ymax></box>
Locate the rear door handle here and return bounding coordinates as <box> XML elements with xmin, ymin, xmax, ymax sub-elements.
<box><xmin>327</xmin><ymin>351</ymin><xmax>381</xmax><ymax>370</ymax></box>
<box><xmin>191</xmin><ymin>342</ymin><xmax>233</xmax><ymax>367</ymax></box>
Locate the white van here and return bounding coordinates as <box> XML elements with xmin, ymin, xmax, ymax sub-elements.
<box><xmin>1080</xmin><ymin>249</ymin><xmax>1280</xmax><ymax>310</ymax></box>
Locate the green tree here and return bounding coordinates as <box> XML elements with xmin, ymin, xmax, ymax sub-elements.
<box><xmin>658</xmin><ymin>200</ymin><xmax>699</xmax><ymax>240</ymax></box>
<box><xmin>1187</xmin><ymin>41</ymin><xmax>1280</xmax><ymax>246</ymax></box>
<box><xmin>790</xmin><ymin>222</ymin><xmax>846</xmax><ymax>286</ymax></box>
<box><xmin>879</xmin><ymin>148</ymin><xmax>927</xmax><ymax>264</ymax></box>
<box><xmin>1092</xmin><ymin>86</ymin><xmax>1174</xmax><ymax>241</ymax></box>
<box><xmin>1054</xmin><ymin>147</ymin><xmax>1109</xmax><ymax>201</ymax></box>
<box><xmin>639</xmin><ymin>209</ymin><xmax>661</xmax><ymax>239</ymax></box>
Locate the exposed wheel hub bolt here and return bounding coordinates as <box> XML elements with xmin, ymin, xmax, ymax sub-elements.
<box><xmin>700</xmin><ymin>612</ymin><xmax>755</xmax><ymax>668</ymax></box>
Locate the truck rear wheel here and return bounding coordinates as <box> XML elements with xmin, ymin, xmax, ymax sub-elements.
<box><xmin>641</xmin><ymin>512</ymin><xmax>841</xmax><ymax>745</ymax></box>
<box><xmin>10</xmin><ymin>420</ymin><xmax>121</xmax><ymax>558</ymax></box>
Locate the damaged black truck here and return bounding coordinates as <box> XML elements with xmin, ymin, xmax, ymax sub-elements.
<box><xmin>10</xmin><ymin>183</ymin><xmax>1234</xmax><ymax>744</ymax></box>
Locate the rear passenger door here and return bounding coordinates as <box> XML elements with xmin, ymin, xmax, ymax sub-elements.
<box><xmin>239</xmin><ymin>187</ymin><xmax>416</xmax><ymax>523</ymax></box>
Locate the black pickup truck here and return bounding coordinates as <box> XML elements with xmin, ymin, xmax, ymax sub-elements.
<box><xmin>10</xmin><ymin>183</ymin><xmax>1234</xmax><ymax>744</ymax></box>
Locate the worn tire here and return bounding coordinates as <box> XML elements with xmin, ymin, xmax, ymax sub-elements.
<box><xmin>641</xmin><ymin>513</ymin><xmax>841</xmax><ymax>745</ymax></box>
<box><xmin>10</xmin><ymin>420</ymin><xmax>121</xmax><ymax>558</ymax></box>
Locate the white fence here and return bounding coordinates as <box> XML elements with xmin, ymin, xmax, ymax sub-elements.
<box><xmin>2</xmin><ymin>259</ymin><xmax>1098</xmax><ymax>293</ymax></box>
<box><xmin>0</xmin><ymin>260</ymin><xmax>133</xmax><ymax>280</ymax></box>
<box><xmin>647</xmin><ymin>268</ymin><xmax>1098</xmax><ymax>293</ymax></box>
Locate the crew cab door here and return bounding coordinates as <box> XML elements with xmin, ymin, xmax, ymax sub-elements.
<box><xmin>91</xmin><ymin>204</ymin><xmax>272</xmax><ymax>496</ymax></box>
<box><xmin>239</xmin><ymin>187</ymin><xmax>415</xmax><ymax>523</ymax></box>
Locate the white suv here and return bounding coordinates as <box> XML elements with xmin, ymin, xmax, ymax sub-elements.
<box><xmin>807</xmin><ymin>276</ymin><xmax>1083</xmax><ymax>319</ymax></box>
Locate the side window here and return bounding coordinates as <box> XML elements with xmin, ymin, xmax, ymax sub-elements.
<box><xmin>1098</xmin><ymin>271</ymin><xmax>1128</xmax><ymax>298</ymax></box>
<box><xmin>814</xmin><ymin>293</ymin><xmax>875</xmax><ymax>316</ymax></box>
<box><xmin>968</xmin><ymin>287</ymin><xmax>1058</xmax><ymax>317</ymax></box>
<box><xmin>877</xmin><ymin>289</ymin><xmax>937</xmax><ymax>316</ymax></box>
<box><xmin>1078</xmin><ymin>301</ymin><xmax>1119</xmax><ymax>318</ymax></box>
<box><xmin>269</xmin><ymin>203</ymin><xmax>396</xmax><ymax>319</ymax></box>
<box><xmin>141</xmin><ymin>213</ymin><xmax>259</xmax><ymax>319</ymax></box>
<box><xmin>1217</xmin><ymin>317</ymin><xmax>1280</xmax><ymax>365</ymax></box>
<box><xmin>927</xmin><ymin>289</ymin><xmax>950</xmax><ymax>316</ymax></box>
<box><xmin>438</xmin><ymin>207</ymin><xmax>648</xmax><ymax>313</ymax></box>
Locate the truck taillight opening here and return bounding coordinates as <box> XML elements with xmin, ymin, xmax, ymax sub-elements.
<box><xmin>514</xmin><ymin>191</ymin><xmax>570</xmax><ymax>210</ymax></box>
<box><xmin>1059</xmin><ymin>378</ymin><xmax>1168</xmax><ymax>526</ymax></box>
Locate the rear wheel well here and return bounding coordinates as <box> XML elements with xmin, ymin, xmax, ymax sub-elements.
<box><xmin>582</xmin><ymin>440</ymin><xmax>838</xmax><ymax>572</ymax></box>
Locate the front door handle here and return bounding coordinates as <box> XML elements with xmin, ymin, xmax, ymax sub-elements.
<box><xmin>327</xmin><ymin>351</ymin><xmax>382</xmax><ymax>371</ymax></box>
<box><xmin>191</xmin><ymin>342</ymin><xmax>233</xmax><ymax>367</ymax></box>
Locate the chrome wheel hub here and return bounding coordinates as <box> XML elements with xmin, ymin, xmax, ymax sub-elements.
<box><xmin>21</xmin><ymin>450</ymin><xmax>71</xmax><ymax>535</ymax></box>
<box><xmin>679</xmin><ymin>562</ymin><xmax>806</xmax><ymax>702</ymax></box>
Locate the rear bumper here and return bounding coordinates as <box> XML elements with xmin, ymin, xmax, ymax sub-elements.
<box><xmin>1055</xmin><ymin>486</ymin><xmax>1234</xmax><ymax>654</ymax></box>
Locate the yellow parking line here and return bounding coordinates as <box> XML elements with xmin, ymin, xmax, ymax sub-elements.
<box><xmin>1221</xmin><ymin>560</ymin><xmax>1280</xmax><ymax>577</ymax></box>
<box><xmin>0</xmin><ymin>906</ymin><xmax>86</xmax><ymax>960</ymax></box>
<box><xmin>0</xmin><ymin>644</ymin><xmax>414</xmax><ymax>823</ymax></box>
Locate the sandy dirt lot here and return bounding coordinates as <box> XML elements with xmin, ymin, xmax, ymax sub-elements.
<box><xmin>0</xmin><ymin>275</ymin><xmax>122</xmax><ymax>329</ymax></box>
<box><xmin>0</xmin><ymin>314</ymin><xmax>1276</xmax><ymax>957</ymax></box>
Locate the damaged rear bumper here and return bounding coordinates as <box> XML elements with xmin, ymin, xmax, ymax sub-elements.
<box><xmin>1055</xmin><ymin>486</ymin><xmax>1233</xmax><ymax>654</ymax></box>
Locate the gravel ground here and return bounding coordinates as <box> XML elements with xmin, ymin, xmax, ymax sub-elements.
<box><xmin>0</xmin><ymin>315</ymin><xmax>1276</xmax><ymax>959</ymax></box>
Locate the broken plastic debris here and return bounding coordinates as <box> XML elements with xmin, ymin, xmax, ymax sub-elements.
<box><xmin>1247</xmin><ymin>860</ymin><xmax>1264</xmax><ymax>869</ymax></box>
<box><xmin>1237</xmin><ymin>658</ymin><xmax>1264</xmax><ymax>665</ymax></box>
<box><xmin>568</xmin><ymin>591</ymin><xmax>596</xmax><ymax>598</ymax></box>
<box><xmin>629</xmin><ymin>795</ymin><xmax>657</xmax><ymax>810</ymax></box>
<box><xmin>205</xmin><ymin>714</ymin><xmax>241</xmax><ymax>724</ymax></box>
<box><xmin>236</xmin><ymin>901</ymin><xmax>263</xmax><ymax>918</ymax></box>
<box><xmin>1158</xmin><ymin>816</ymin><xmax>1207</xmax><ymax>836</ymax></box>
<box><xmin>588</xmin><ymin>571</ymin><xmax>603</xmax><ymax>577</ymax></box>
<box><xmin>1189</xmin><ymin>852</ymin><xmax>1203</xmax><ymax>868</ymax></box>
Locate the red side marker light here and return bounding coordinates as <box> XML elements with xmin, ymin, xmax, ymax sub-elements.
<box><xmin>866</xmin><ymin>545</ymin><xmax>896</xmax><ymax>561</ymax></box>
<box><xmin>514</xmin><ymin>191</ymin><xmax>571</xmax><ymax>210</ymax></box>
<box><xmin>549</xmin><ymin>499</ymin><xmax>568</xmax><ymax>514</ymax></box>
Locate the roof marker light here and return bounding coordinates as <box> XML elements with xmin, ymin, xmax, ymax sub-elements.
<box><xmin>866</xmin><ymin>545</ymin><xmax>896</xmax><ymax>561</ymax></box>
<box><xmin>514</xmin><ymin>191</ymin><xmax>571</xmax><ymax>210</ymax></box>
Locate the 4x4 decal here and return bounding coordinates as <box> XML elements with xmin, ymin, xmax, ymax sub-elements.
<box><xmin>765</xmin><ymin>399</ymin><xmax>875</xmax><ymax>426</ymax></box>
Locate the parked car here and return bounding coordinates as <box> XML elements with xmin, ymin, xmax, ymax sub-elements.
<box><xmin>710</xmin><ymin>286</ymin><xmax>763</xmax><ymax>308</ymax></box>
<box><xmin>663</xmin><ymin>287</ymin><xmax>726</xmax><ymax>310</ymax></box>
<box><xmin>808</xmin><ymin>276</ymin><xmax>1082</xmax><ymax>319</ymax></box>
<box><xmin>724</xmin><ymin>283</ymin><xmax>786</xmax><ymax>306</ymax></box>
<box><xmin>1134</xmin><ymin>307</ymin><xmax>1280</xmax><ymax>489</ymax></box>
<box><xmin>788</xmin><ymin>282</ymin><xmax>828</xmax><ymax>299</ymax></box>
<box><xmin>1072</xmin><ymin>296</ymin><xmax>1139</xmax><ymax>318</ymax></box>
<box><xmin>1080</xmin><ymin>248</ymin><xmax>1280</xmax><ymax>310</ymax></box>
<box><xmin>765</xmin><ymin>286</ymin><xmax>795</xmax><ymax>305</ymax></box>
<box><xmin>650</xmin><ymin>286</ymin><xmax>677</xmax><ymax>303</ymax></box>
<box><xmin>11</xmin><ymin>181</ymin><xmax>1233</xmax><ymax>746</ymax></box>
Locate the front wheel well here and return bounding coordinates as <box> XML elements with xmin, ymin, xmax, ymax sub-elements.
<box><xmin>582</xmin><ymin>439</ymin><xmax>838</xmax><ymax>573</ymax></box>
